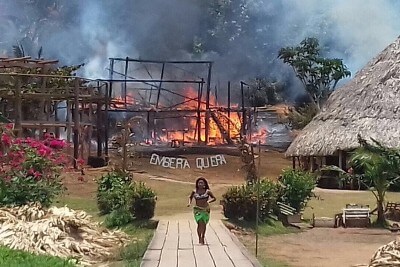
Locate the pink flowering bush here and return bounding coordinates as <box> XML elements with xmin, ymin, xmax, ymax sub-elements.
<box><xmin>0</xmin><ymin>124</ymin><xmax>71</xmax><ymax>207</ymax></box>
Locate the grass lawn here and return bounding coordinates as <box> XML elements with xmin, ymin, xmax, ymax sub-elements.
<box><xmin>110</xmin><ymin>221</ymin><xmax>156</xmax><ymax>267</ymax></box>
<box><xmin>225</xmin><ymin>219</ymin><xmax>296</xmax><ymax>267</ymax></box>
<box><xmin>304</xmin><ymin>189</ymin><xmax>400</xmax><ymax>220</ymax></box>
<box><xmin>0</xmin><ymin>246</ymin><xmax>75</xmax><ymax>267</ymax></box>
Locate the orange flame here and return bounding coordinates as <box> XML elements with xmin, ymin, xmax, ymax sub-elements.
<box><xmin>112</xmin><ymin>87</ymin><xmax>268</xmax><ymax>145</ymax></box>
<box><xmin>159</xmin><ymin>87</ymin><xmax>248</xmax><ymax>145</ymax></box>
<box><xmin>111</xmin><ymin>93</ymin><xmax>135</xmax><ymax>109</ymax></box>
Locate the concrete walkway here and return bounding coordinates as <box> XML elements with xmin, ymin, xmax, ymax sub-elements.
<box><xmin>141</xmin><ymin>220</ymin><xmax>262</xmax><ymax>267</ymax></box>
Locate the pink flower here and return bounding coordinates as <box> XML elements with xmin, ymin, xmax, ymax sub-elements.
<box><xmin>1</xmin><ymin>133</ymin><xmax>11</xmax><ymax>146</ymax></box>
<box><xmin>77</xmin><ymin>158</ymin><xmax>85</xmax><ymax>166</ymax></box>
<box><xmin>49</xmin><ymin>139</ymin><xmax>66</xmax><ymax>149</ymax></box>
<box><xmin>33</xmin><ymin>171</ymin><xmax>42</xmax><ymax>179</ymax></box>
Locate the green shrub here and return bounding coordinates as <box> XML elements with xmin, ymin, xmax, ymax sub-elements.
<box><xmin>278</xmin><ymin>169</ymin><xmax>316</xmax><ymax>211</ymax></box>
<box><xmin>0</xmin><ymin>129</ymin><xmax>68</xmax><ymax>207</ymax></box>
<box><xmin>96</xmin><ymin>170</ymin><xmax>132</xmax><ymax>215</ymax></box>
<box><xmin>222</xmin><ymin>180</ymin><xmax>280</xmax><ymax>221</ymax></box>
<box><xmin>104</xmin><ymin>208</ymin><xmax>134</xmax><ymax>228</ymax></box>
<box><xmin>97</xmin><ymin>170</ymin><xmax>156</xmax><ymax>223</ymax></box>
<box><xmin>0</xmin><ymin>174</ymin><xmax>63</xmax><ymax>207</ymax></box>
<box><xmin>130</xmin><ymin>182</ymin><xmax>156</xmax><ymax>220</ymax></box>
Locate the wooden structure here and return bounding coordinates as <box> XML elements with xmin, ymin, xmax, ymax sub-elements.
<box><xmin>0</xmin><ymin>57</ymin><xmax>108</xmax><ymax>167</ymax></box>
<box><xmin>102</xmin><ymin>58</ymin><xmax>251</xmax><ymax>145</ymax></box>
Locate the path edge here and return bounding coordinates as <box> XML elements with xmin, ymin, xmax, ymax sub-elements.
<box><xmin>218</xmin><ymin>220</ymin><xmax>263</xmax><ymax>267</ymax></box>
<box><xmin>140</xmin><ymin>219</ymin><xmax>161</xmax><ymax>267</ymax></box>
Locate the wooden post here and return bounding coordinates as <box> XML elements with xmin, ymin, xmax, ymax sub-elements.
<box><xmin>39</xmin><ymin>123</ymin><xmax>43</xmax><ymax>139</ymax></box>
<box><xmin>204</xmin><ymin>62</ymin><xmax>212</xmax><ymax>144</ymax></box>
<box><xmin>146</xmin><ymin>111</ymin><xmax>150</xmax><ymax>141</ymax></box>
<box><xmin>338</xmin><ymin>150</ymin><xmax>343</xmax><ymax>170</ymax></box>
<box><xmin>14</xmin><ymin>77</ymin><xmax>22</xmax><ymax>137</ymax></box>
<box><xmin>54</xmin><ymin>102</ymin><xmax>60</xmax><ymax>138</ymax></box>
<box><xmin>310</xmin><ymin>156</ymin><xmax>314</xmax><ymax>172</ymax></box>
<box><xmin>73</xmin><ymin>78</ymin><xmax>80</xmax><ymax>169</ymax></box>
<box><xmin>66</xmin><ymin>101</ymin><xmax>72</xmax><ymax>142</ymax></box>
<box><xmin>124</xmin><ymin>57</ymin><xmax>129</xmax><ymax>107</ymax></box>
<box><xmin>96</xmin><ymin>100</ymin><xmax>102</xmax><ymax>157</ymax></box>
<box><xmin>196</xmin><ymin>80</ymin><xmax>203</xmax><ymax>143</ymax></box>
<box><xmin>104</xmin><ymin>83</ymin><xmax>110</xmax><ymax>162</ymax></box>
<box><xmin>292</xmin><ymin>157</ymin><xmax>296</xmax><ymax>169</ymax></box>
<box><xmin>80</xmin><ymin>129</ymin><xmax>84</xmax><ymax>161</ymax></box>
<box><xmin>122</xmin><ymin>123</ymin><xmax>129</xmax><ymax>172</ymax></box>
<box><xmin>155</xmin><ymin>63</ymin><xmax>165</xmax><ymax>108</ymax></box>
<box><xmin>240</xmin><ymin>82</ymin><xmax>246</xmax><ymax>138</ymax></box>
<box><xmin>46</xmin><ymin>101</ymin><xmax>51</xmax><ymax>126</ymax></box>
<box><xmin>88</xmin><ymin>88</ymin><xmax>94</xmax><ymax>157</ymax></box>
<box><xmin>227</xmin><ymin>81</ymin><xmax>231</xmax><ymax>141</ymax></box>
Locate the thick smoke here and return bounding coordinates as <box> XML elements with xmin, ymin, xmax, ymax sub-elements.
<box><xmin>0</xmin><ymin>0</ymin><xmax>400</xmax><ymax>92</ymax></box>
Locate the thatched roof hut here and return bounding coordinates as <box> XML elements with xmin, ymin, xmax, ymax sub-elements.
<box><xmin>286</xmin><ymin>37</ymin><xmax>400</xmax><ymax>157</ymax></box>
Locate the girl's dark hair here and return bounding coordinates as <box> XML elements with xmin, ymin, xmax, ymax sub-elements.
<box><xmin>195</xmin><ymin>177</ymin><xmax>210</xmax><ymax>190</ymax></box>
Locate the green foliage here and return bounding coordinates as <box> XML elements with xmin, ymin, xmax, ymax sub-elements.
<box><xmin>96</xmin><ymin>170</ymin><xmax>132</xmax><ymax>215</ymax></box>
<box><xmin>104</xmin><ymin>208</ymin><xmax>134</xmax><ymax>228</ymax></box>
<box><xmin>278</xmin><ymin>169</ymin><xmax>316</xmax><ymax>212</ymax></box>
<box><xmin>278</xmin><ymin>37</ymin><xmax>351</xmax><ymax>109</ymax></box>
<box><xmin>245</xmin><ymin>78</ymin><xmax>286</xmax><ymax>107</ymax></box>
<box><xmin>0</xmin><ymin>127</ymin><xmax>67</xmax><ymax>207</ymax></box>
<box><xmin>0</xmin><ymin>175</ymin><xmax>63</xmax><ymax>207</ymax></box>
<box><xmin>283</xmin><ymin>104</ymin><xmax>319</xmax><ymax>129</ymax></box>
<box><xmin>97</xmin><ymin>170</ymin><xmax>156</xmax><ymax>226</ymax></box>
<box><xmin>222</xmin><ymin>180</ymin><xmax>280</xmax><ymax>221</ymax></box>
<box><xmin>129</xmin><ymin>182</ymin><xmax>157</xmax><ymax>220</ymax></box>
<box><xmin>0</xmin><ymin>245</ymin><xmax>76</xmax><ymax>267</ymax></box>
<box><xmin>117</xmin><ymin>223</ymin><xmax>155</xmax><ymax>267</ymax></box>
<box><xmin>350</xmin><ymin>135</ymin><xmax>400</xmax><ymax>225</ymax></box>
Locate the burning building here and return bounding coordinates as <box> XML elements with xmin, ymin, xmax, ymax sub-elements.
<box><xmin>104</xmin><ymin>57</ymin><xmax>290</xmax><ymax>148</ymax></box>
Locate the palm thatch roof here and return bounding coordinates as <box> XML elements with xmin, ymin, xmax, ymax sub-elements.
<box><xmin>286</xmin><ymin>37</ymin><xmax>400</xmax><ymax>157</ymax></box>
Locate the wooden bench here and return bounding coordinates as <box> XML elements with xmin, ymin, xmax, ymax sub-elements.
<box><xmin>385</xmin><ymin>202</ymin><xmax>400</xmax><ymax>221</ymax></box>
<box><xmin>277</xmin><ymin>202</ymin><xmax>301</xmax><ymax>225</ymax></box>
<box><xmin>342</xmin><ymin>204</ymin><xmax>370</xmax><ymax>228</ymax></box>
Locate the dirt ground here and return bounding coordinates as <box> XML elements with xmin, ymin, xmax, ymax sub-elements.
<box><xmin>62</xmin><ymin>150</ymin><xmax>399</xmax><ymax>267</ymax></box>
<box><xmin>237</xmin><ymin>228</ymin><xmax>397</xmax><ymax>267</ymax></box>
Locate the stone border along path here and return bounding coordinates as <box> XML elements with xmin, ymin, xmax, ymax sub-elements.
<box><xmin>141</xmin><ymin>220</ymin><xmax>262</xmax><ymax>267</ymax></box>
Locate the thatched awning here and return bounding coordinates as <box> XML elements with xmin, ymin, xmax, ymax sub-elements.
<box><xmin>286</xmin><ymin>37</ymin><xmax>400</xmax><ymax>157</ymax></box>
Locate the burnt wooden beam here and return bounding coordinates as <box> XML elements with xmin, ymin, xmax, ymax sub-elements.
<box><xmin>14</xmin><ymin>78</ymin><xmax>22</xmax><ymax>137</ymax></box>
<box><xmin>73</xmin><ymin>78</ymin><xmax>80</xmax><ymax>169</ymax></box>
<box><xmin>155</xmin><ymin>63</ymin><xmax>165</xmax><ymax>108</ymax></box>
<box><xmin>204</xmin><ymin>62</ymin><xmax>212</xmax><ymax>144</ymax></box>
<box><xmin>109</xmin><ymin>58</ymin><xmax>213</xmax><ymax>64</ymax></box>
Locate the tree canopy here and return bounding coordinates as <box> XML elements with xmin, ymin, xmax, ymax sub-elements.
<box><xmin>278</xmin><ymin>37</ymin><xmax>351</xmax><ymax>110</ymax></box>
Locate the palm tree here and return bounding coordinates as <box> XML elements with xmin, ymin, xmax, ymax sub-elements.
<box><xmin>350</xmin><ymin>135</ymin><xmax>400</xmax><ymax>226</ymax></box>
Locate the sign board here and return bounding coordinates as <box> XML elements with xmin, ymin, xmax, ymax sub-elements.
<box><xmin>149</xmin><ymin>153</ymin><xmax>227</xmax><ymax>170</ymax></box>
